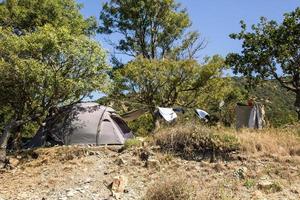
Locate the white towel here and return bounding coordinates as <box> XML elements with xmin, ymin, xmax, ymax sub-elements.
<box><xmin>195</xmin><ymin>109</ymin><xmax>209</xmax><ymax>119</ymax></box>
<box><xmin>158</xmin><ymin>107</ymin><xmax>177</xmax><ymax>122</ymax></box>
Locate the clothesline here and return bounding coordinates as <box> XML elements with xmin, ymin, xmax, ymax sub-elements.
<box><xmin>100</xmin><ymin>96</ymin><xmax>209</xmax><ymax>112</ymax></box>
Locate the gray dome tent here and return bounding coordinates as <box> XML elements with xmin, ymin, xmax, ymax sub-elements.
<box><xmin>25</xmin><ymin>102</ymin><xmax>134</xmax><ymax>148</ymax></box>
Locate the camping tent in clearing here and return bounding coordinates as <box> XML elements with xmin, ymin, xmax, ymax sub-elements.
<box><xmin>25</xmin><ymin>102</ymin><xmax>134</xmax><ymax>148</ymax></box>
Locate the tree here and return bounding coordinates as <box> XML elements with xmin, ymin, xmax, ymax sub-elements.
<box><xmin>98</xmin><ymin>0</ymin><xmax>205</xmax><ymax>60</ymax></box>
<box><xmin>0</xmin><ymin>0</ymin><xmax>109</xmax><ymax>160</ymax></box>
<box><xmin>226</xmin><ymin>7</ymin><xmax>300</xmax><ymax>120</ymax></box>
<box><xmin>115</xmin><ymin>56</ymin><xmax>225</xmax><ymax>119</ymax></box>
<box><xmin>0</xmin><ymin>0</ymin><xmax>97</xmax><ymax>35</ymax></box>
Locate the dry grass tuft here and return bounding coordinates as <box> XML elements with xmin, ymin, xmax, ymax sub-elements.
<box><xmin>237</xmin><ymin>127</ymin><xmax>300</xmax><ymax>156</ymax></box>
<box><xmin>144</xmin><ymin>175</ymin><xmax>196</xmax><ymax>200</ymax></box>
<box><xmin>154</xmin><ymin>124</ymin><xmax>240</xmax><ymax>161</ymax></box>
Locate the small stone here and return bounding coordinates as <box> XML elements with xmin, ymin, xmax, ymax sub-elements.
<box><xmin>234</xmin><ymin>166</ymin><xmax>248</xmax><ymax>179</ymax></box>
<box><xmin>146</xmin><ymin>159</ymin><xmax>160</xmax><ymax>169</ymax></box>
<box><xmin>257</xmin><ymin>180</ymin><xmax>274</xmax><ymax>191</ymax></box>
<box><xmin>9</xmin><ymin>157</ymin><xmax>20</xmax><ymax>168</ymax></box>
<box><xmin>111</xmin><ymin>175</ymin><xmax>128</xmax><ymax>193</ymax></box>
<box><xmin>66</xmin><ymin>189</ymin><xmax>76</xmax><ymax>197</ymax></box>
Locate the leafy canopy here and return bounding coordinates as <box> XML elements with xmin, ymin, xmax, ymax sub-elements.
<box><xmin>99</xmin><ymin>0</ymin><xmax>204</xmax><ymax>59</ymax></box>
<box><xmin>0</xmin><ymin>0</ymin><xmax>97</xmax><ymax>35</ymax></box>
<box><xmin>115</xmin><ymin>56</ymin><xmax>226</xmax><ymax>113</ymax></box>
<box><xmin>0</xmin><ymin>0</ymin><xmax>109</xmax><ymax>148</ymax></box>
<box><xmin>226</xmin><ymin>7</ymin><xmax>300</xmax><ymax>119</ymax></box>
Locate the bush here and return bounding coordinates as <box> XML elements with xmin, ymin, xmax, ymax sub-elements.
<box><xmin>155</xmin><ymin>124</ymin><xmax>240</xmax><ymax>161</ymax></box>
<box><xmin>144</xmin><ymin>175</ymin><xmax>196</xmax><ymax>200</ymax></box>
<box><xmin>128</xmin><ymin>113</ymin><xmax>155</xmax><ymax>136</ymax></box>
<box><xmin>123</xmin><ymin>138</ymin><xmax>142</xmax><ymax>149</ymax></box>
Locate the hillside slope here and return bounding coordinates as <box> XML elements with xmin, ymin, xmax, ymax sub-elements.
<box><xmin>0</xmin><ymin>142</ymin><xmax>299</xmax><ymax>200</ymax></box>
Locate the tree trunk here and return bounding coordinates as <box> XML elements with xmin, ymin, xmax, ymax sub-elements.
<box><xmin>0</xmin><ymin>121</ymin><xmax>15</xmax><ymax>168</ymax></box>
<box><xmin>151</xmin><ymin>110</ymin><xmax>160</xmax><ymax>133</ymax></box>
<box><xmin>295</xmin><ymin>91</ymin><xmax>300</xmax><ymax>121</ymax></box>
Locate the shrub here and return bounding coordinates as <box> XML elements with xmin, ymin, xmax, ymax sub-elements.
<box><xmin>128</xmin><ymin>113</ymin><xmax>155</xmax><ymax>136</ymax></box>
<box><xmin>155</xmin><ymin>124</ymin><xmax>240</xmax><ymax>161</ymax></box>
<box><xmin>144</xmin><ymin>175</ymin><xmax>196</xmax><ymax>200</ymax></box>
<box><xmin>244</xmin><ymin>179</ymin><xmax>255</xmax><ymax>189</ymax></box>
<box><xmin>123</xmin><ymin>138</ymin><xmax>142</xmax><ymax>149</ymax></box>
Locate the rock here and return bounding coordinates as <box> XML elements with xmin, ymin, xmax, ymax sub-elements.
<box><xmin>9</xmin><ymin>157</ymin><xmax>20</xmax><ymax>168</ymax></box>
<box><xmin>111</xmin><ymin>175</ymin><xmax>128</xmax><ymax>193</ymax></box>
<box><xmin>146</xmin><ymin>159</ymin><xmax>160</xmax><ymax>169</ymax></box>
<box><xmin>234</xmin><ymin>166</ymin><xmax>248</xmax><ymax>179</ymax></box>
<box><xmin>258</xmin><ymin>180</ymin><xmax>273</xmax><ymax>190</ymax></box>
<box><xmin>257</xmin><ymin>179</ymin><xmax>282</xmax><ymax>192</ymax></box>
<box><xmin>252</xmin><ymin>190</ymin><xmax>264</xmax><ymax>199</ymax></box>
<box><xmin>66</xmin><ymin>189</ymin><xmax>77</xmax><ymax>197</ymax></box>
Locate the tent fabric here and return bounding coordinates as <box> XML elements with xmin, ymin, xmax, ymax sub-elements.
<box><xmin>236</xmin><ymin>103</ymin><xmax>265</xmax><ymax>129</ymax></box>
<box><xmin>157</xmin><ymin>107</ymin><xmax>177</xmax><ymax>122</ymax></box>
<box><xmin>25</xmin><ymin>103</ymin><xmax>133</xmax><ymax>148</ymax></box>
<box><xmin>236</xmin><ymin>105</ymin><xmax>252</xmax><ymax>129</ymax></box>
<box><xmin>195</xmin><ymin>109</ymin><xmax>209</xmax><ymax>119</ymax></box>
<box><xmin>249</xmin><ymin>103</ymin><xmax>265</xmax><ymax>129</ymax></box>
<box><xmin>248</xmin><ymin>105</ymin><xmax>257</xmax><ymax>128</ymax></box>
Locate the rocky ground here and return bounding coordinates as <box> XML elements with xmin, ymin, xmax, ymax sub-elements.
<box><xmin>0</xmin><ymin>145</ymin><xmax>299</xmax><ymax>200</ymax></box>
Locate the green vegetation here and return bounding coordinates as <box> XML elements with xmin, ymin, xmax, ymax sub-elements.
<box><xmin>253</xmin><ymin>80</ymin><xmax>297</xmax><ymax>126</ymax></box>
<box><xmin>123</xmin><ymin>138</ymin><xmax>143</xmax><ymax>149</ymax></box>
<box><xmin>128</xmin><ymin>113</ymin><xmax>154</xmax><ymax>137</ymax></box>
<box><xmin>116</xmin><ymin>56</ymin><xmax>227</xmax><ymax>116</ymax></box>
<box><xmin>244</xmin><ymin>179</ymin><xmax>255</xmax><ymax>189</ymax></box>
<box><xmin>0</xmin><ymin>0</ymin><xmax>108</xmax><ymax>150</ymax></box>
<box><xmin>226</xmin><ymin>7</ymin><xmax>300</xmax><ymax>120</ymax></box>
<box><xmin>99</xmin><ymin>0</ymin><xmax>204</xmax><ymax>60</ymax></box>
<box><xmin>0</xmin><ymin>0</ymin><xmax>299</xmax><ymax>155</ymax></box>
<box><xmin>155</xmin><ymin>124</ymin><xmax>240</xmax><ymax>161</ymax></box>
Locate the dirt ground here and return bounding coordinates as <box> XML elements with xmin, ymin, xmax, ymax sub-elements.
<box><xmin>0</xmin><ymin>145</ymin><xmax>299</xmax><ymax>200</ymax></box>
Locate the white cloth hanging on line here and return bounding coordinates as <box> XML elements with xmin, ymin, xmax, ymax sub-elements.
<box><xmin>157</xmin><ymin>107</ymin><xmax>177</xmax><ymax>122</ymax></box>
<box><xmin>195</xmin><ymin>109</ymin><xmax>209</xmax><ymax>119</ymax></box>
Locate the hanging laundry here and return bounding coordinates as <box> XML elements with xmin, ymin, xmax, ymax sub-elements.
<box><xmin>195</xmin><ymin>109</ymin><xmax>209</xmax><ymax>121</ymax></box>
<box><xmin>157</xmin><ymin>107</ymin><xmax>177</xmax><ymax>122</ymax></box>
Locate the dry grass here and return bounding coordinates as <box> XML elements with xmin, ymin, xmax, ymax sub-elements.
<box><xmin>144</xmin><ymin>174</ymin><xmax>196</xmax><ymax>200</ymax></box>
<box><xmin>154</xmin><ymin>124</ymin><xmax>240</xmax><ymax>161</ymax></box>
<box><xmin>236</xmin><ymin>127</ymin><xmax>300</xmax><ymax>156</ymax></box>
<box><xmin>154</xmin><ymin>123</ymin><xmax>300</xmax><ymax>161</ymax></box>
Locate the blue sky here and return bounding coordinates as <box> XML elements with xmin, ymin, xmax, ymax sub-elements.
<box><xmin>77</xmin><ymin>0</ymin><xmax>299</xmax><ymax>62</ymax></box>
<box><xmin>77</xmin><ymin>0</ymin><xmax>299</xmax><ymax>100</ymax></box>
